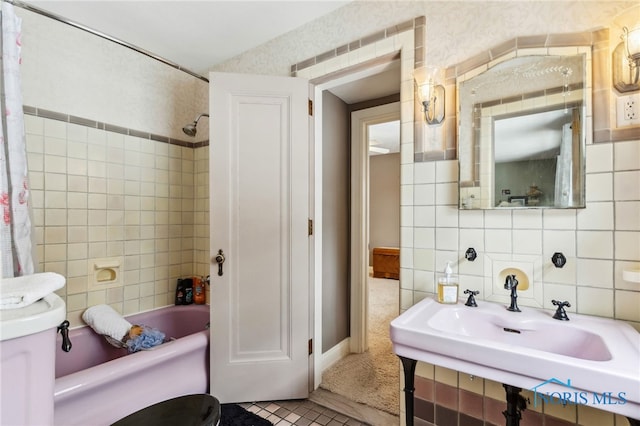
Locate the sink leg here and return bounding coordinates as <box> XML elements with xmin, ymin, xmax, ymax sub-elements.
<box><xmin>399</xmin><ymin>356</ymin><xmax>417</xmax><ymax>426</ymax></box>
<box><xmin>503</xmin><ymin>384</ymin><xmax>527</xmax><ymax>426</ymax></box>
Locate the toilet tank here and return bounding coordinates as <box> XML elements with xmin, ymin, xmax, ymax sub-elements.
<box><xmin>0</xmin><ymin>293</ymin><xmax>66</xmax><ymax>425</ymax></box>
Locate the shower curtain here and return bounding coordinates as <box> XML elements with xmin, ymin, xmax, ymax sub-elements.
<box><xmin>0</xmin><ymin>2</ymin><xmax>34</xmax><ymax>278</ymax></box>
<box><xmin>554</xmin><ymin>123</ymin><xmax>572</xmax><ymax>208</ymax></box>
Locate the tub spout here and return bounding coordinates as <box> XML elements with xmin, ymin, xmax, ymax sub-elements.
<box><xmin>58</xmin><ymin>320</ymin><xmax>72</xmax><ymax>352</ymax></box>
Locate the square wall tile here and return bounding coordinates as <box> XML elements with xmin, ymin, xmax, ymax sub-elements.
<box><xmin>577</xmin><ymin>231</ymin><xmax>613</xmax><ymax>259</ymax></box>
<box><xmin>577</xmin><ymin>404</ymin><xmax>615</xmax><ymax>426</ymax></box>
<box><xmin>435</xmin><ymin>205</ymin><xmax>458</xmax><ymax>228</ymax></box>
<box><xmin>414</xmin><ymin>206</ymin><xmax>435</xmax><ymax>227</ymax></box>
<box><xmin>615</xmin><ymin>231</ymin><xmax>640</xmax><ymax>261</ymax></box>
<box><xmin>435</xmin><ymin>160</ymin><xmax>457</xmax><ymax>183</ymax></box>
<box><xmin>485</xmin><ymin>210</ymin><xmax>512</xmax><ymax>229</ymax></box>
<box><xmin>414</xmin><ymin>227</ymin><xmax>434</xmax><ymax>249</ymax></box>
<box><xmin>577</xmin><ymin>286</ymin><xmax>613</xmax><ymax>317</ymax></box>
<box><xmin>413</xmin><ymin>248</ymin><xmax>434</xmax><ymax>271</ymax></box>
<box><xmin>586</xmin><ymin>173</ymin><xmax>613</xmax><ymax>202</ymax></box>
<box><xmin>436</xmin><ymin>228</ymin><xmax>458</xmax><ymax>251</ymax></box>
<box><xmin>458</xmin><ymin>374</ymin><xmax>483</xmax><ymax>394</ymax></box>
<box><xmin>415</xmin><ymin>161</ymin><xmax>435</xmax><ymax>184</ymax></box>
<box><xmin>414</xmin><ymin>184</ymin><xmax>435</xmax><ymax>205</ymax></box>
<box><xmin>543</xmin><ymin>230</ymin><xmax>576</xmax><ymax>257</ymax></box>
<box><xmin>616</xmin><ymin>201</ymin><xmax>640</xmax><ymax>231</ymax></box>
<box><xmin>576</xmin><ymin>259</ymin><xmax>613</xmax><ymax>288</ymax></box>
<box><xmin>512</xmin><ymin>209</ymin><xmax>542</xmax><ymax>229</ymax></box>
<box><xmin>586</xmin><ymin>142</ymin><xmax>613</xmax><ymax>173</ymax></box>
<box><xmin>401</xmin><ymin>184</ymin><xmax>413</xmax><ymax>206</ymax></box>
<box><xmin>577</xmin><ymin>202</ymin><xmax>613</xmax><ymax>230</ymax></box>
<box><xmin>435</xmin><ymin>182</ymin><xmax>458</xmax><ymax>205</ymax></box>
<box><xmin>614</xmin><ymin>171</ymin><xmax>640</xmax><ymax>201</ymax></box>
<box><xmin>459</xmin><ymin>209</ymin><xmax>484</xmax><ymax>228</ymax></box>
<box><xmin>614</xmin><ymin>140</ymin><xmax>640</xmax><ymax>171</ymax></box>
<box><xmin>485</xmin><ymin>229</ymin><xmax>512</xmax><ymax>254</ymax></box>
<box><xmin>615</xmin><ymin>288</ymin><xmax>640</xmax><ymax>322</ymax></box>
<box><xmin>512</xmin><ymin>230</ymin><xmax>542</xmax><ymax>255</ymax></box>
<box><xmin>434</xmin><ymin>366</ymin><xmax>458</xmax><ymax>387</ymax></box>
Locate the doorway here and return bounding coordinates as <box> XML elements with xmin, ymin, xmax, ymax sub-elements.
<box><xmin>312</xmin><ymin>61</ymin><xmax>401</xmax><ymax>421</ymax></box>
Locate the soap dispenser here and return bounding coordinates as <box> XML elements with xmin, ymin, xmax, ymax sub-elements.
<box><xmin>437</xmin><ymin>261</ymin><xmax>459</xmax><ymax>304</ymax></box>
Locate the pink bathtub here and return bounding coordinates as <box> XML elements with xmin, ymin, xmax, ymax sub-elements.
<box><xmin>54</xmin><ymin>304</ymin><xmax>210</xmax><ymax>426</ymax></box>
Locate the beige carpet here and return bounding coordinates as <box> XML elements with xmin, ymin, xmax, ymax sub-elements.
<box><xmin>320</xmin><ymin>275</ymin><xmax>400</xmax><ymax>415</ymax></box>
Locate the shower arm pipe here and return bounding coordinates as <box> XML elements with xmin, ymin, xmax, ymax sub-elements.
<box><xmin>3</xmin><ymin>0</ymin><xmax>209</xmax><ymax>83</ymax></box>
<box><xmin>193</xmin><ymin>113</ymin><xmax>210</xmax><ymax>125</ymax></box>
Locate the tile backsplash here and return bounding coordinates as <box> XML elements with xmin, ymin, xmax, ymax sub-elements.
<box><xmin>401</xmin><ymin>139</ymin><xmax>640</xmax><ymax>330</ymax></box>
<box><xmin>25</xmin><ymin>112</ymin><xmax>210</xmax><ymax>327</ymax></box>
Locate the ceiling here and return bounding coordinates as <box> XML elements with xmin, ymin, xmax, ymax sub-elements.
<box><xmin>23</xmin><ymin>0</ymin><xmax>400</xmax><ymax>154</ymax></box>
<box><xmin>25</xmin><ymin>1</ymin><xmax>351</xmax><ymax>75</ymax></box>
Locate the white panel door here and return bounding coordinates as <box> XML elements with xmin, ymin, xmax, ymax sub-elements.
<box><xmin>209</xmin><ymin>72</ymin><xmax>310</xmax><ymax>403</ymax></box>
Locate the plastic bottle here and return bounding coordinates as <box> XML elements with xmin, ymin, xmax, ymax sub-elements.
<box><xmin>183</xmin><ymin>278</ymin><xmax>194</xmax><ymax>305</ymax></box>
<box><xmin>175</xmin><ymin>278</ymin><xmax>186</xmax><ymax>305</ymax></box>
<box><xmin>437</xmin><ymin>261</ymin><xmax>459</xmax><ymax>304</ymax></box>
<box><xmin>193</xmin><ymin>276</ymin><xmax>206</xmax><ymax>305</ymax></box>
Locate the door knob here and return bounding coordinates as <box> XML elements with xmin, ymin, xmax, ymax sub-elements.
<box><xmin>214</xmin><ymin>249</ymin><xmax>225</xmax><ymax>276</ymax></box>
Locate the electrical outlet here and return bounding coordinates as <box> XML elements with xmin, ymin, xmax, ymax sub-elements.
<box><xmin>616</xmin><ymin>94</ymin><xmax>640</xmax><ymax>127</ymax></box>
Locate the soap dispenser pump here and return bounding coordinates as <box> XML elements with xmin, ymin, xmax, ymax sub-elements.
<box><xmin>437</xmin><ymin>261</ymin><xmax>459</xmax><ymax>304</ymax></box>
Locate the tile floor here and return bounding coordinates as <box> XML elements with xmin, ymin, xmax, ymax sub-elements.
<box><xmin>242</xmin><ymin>399</ymin><xmax>370</xmax><ymax>426</ymax></box>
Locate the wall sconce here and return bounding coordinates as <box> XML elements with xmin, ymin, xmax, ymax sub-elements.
<box><xmin>413</xmin><ymin>66</ymin><xmax>445</xmax><ymax>125</ymax></box>
<box><xmin>613</xmin><ymin>26</ymin><xmax>640</xmax><ymax>93</ymax></box>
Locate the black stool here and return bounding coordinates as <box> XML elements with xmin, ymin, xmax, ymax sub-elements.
<box><xmin>111</xmin><ymin>394</ymin><xmax>220</xmax><ymax>426</ymax></box>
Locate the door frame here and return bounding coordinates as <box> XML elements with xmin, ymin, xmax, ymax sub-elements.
<box><xmin>350</xmin><ymin>103</ymin><xmax>400</xmax><ymax>354</ymax></box>
<box><xmin>311</xmin><ymin>57</ymin><xmax>404</xmax><ymax>388</ymax></box>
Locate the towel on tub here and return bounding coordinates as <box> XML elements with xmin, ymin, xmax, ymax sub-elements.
<box><xmin>82</xmin><ymin>304</ymin><xmax>166</xmax><ymax>352</ymax></box>
<box><xmin>82</xmin><ymin>304</ymin><xmax>133</xmax><ymax>347</ymax></box>
<box><xmin>0</xmin><ymin>272</ymin><xmax>66</xmax><ymax>309</ymax></box>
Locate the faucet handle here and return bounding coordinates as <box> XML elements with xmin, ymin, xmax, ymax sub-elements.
<box><xmin>551</xmin><ymin>300</ymin><xmax>571</xmax><ymax>321</ymax></box>
<box><xmin>464</xmin><ymin>289</ymin><xmax>479</xmax><ymax>307</ymax></box>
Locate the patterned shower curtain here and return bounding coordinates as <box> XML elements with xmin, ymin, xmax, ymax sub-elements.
<box><xmin>0</xmin><ymin>2</ymin><xmax>33</xmax><ymax>278</ymax></box>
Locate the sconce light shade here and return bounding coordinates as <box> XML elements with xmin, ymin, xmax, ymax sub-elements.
<box><xmin>613</xmin><ymin>26</ymin><xmax>640</xmax><ymax>93</ymax></box>
<box><xmin>413</xmin><ymin>66</ymin><xmax>445</xmax><ymax>125</ymax></box>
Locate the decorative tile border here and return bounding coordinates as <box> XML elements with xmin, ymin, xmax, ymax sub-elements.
<box><xmin>22</xmin><ymin>105</ymin><xmax>209</xmax><ymax>148</ymax></box>
<box><xmin>290</xmin><ymin>16</ymin><xmax>425</xmax><ymax>76</ymax></box>
<box><xmin>447</xmin><ymin>29</ymin><xmax>632</xmax><ymax>151</ymax></box>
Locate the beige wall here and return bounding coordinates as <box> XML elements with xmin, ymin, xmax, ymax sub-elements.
<box><xmin>321</xmin><ymin>91</ymin><xmax>350</xmax><ymax>352</ymax></box>
<box><xmin>18</xmin><ymin>8</ymin><xmax>209</xmax><ymax>142</ymax></box>
<box><xmin>17</xmin><ymin>7</ymin><xmax>210</xmax><ymax>326</ymax></box>
<box><xmin>369</xmin><ymin>153</ymin><xmax>401</xmax><ymax>265</ymax></box>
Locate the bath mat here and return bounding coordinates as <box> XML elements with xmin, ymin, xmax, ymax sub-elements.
<box><xmin>220</xmin><ymin>404</ymin><xmax>273</xmax><ymax>426</ymax></box>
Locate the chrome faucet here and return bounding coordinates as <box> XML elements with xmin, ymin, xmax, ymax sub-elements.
<box><xmin>504</xmin><ymin>274</ymin><xmax>521</xmax><ymax>312</ymax></box>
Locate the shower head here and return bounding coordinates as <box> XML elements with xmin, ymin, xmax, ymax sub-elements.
<box><xmin>182</xmin><ymin>122</ymin><xmax>197</xmax><ymax>137</ymax></box>
<box><xmin>182</xmin><ymin>113</ymin><xmax>209</xmax><ymax>137</ymax></box>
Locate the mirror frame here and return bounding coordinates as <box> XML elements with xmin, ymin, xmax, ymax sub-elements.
<box><xmin>456</xmin><ymin>47</ymin><xmax>592</xmax><ymax>210</ymax></box>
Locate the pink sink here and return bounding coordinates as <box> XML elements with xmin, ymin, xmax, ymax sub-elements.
<box><xmin>390</xmin><ymin>296</ymin><xmax>640</xmax><ymax>419</ymax></box>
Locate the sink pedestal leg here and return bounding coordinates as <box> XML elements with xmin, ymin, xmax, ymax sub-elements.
<box><xmin>399</xmin><ymin>356</ymin><xmax>417</xmax><ymax>426</ymax></box>
<box><xmin>503</xmin><ymin>384</ymin><xmax>527</xmax><ymax>426</ymax></box>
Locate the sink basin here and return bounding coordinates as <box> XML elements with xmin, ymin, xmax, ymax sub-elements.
<box><xmin>427</xmin><ymin>307</ymin><xmax>612</xmax><ymax>361</ymax></box>
<box><xmin>390</xmin><ymin>296</ymin><xmax>640</xmax><ymax>419</ymax></box>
